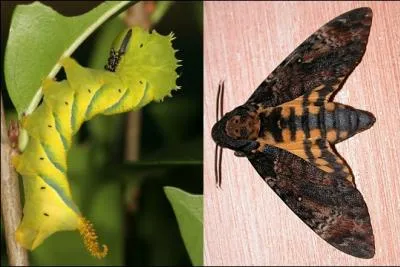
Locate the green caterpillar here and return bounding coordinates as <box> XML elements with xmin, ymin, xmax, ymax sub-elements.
<box><xmin>12</xmin><ymin>26</ymin><xmax>180</xmax><ymax>258</ymax></box>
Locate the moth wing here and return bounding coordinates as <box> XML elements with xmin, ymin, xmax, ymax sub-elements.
<box><xmin>247</xmin><ymin>147</ymin><xmax>375</xmax><ymax>258</ymax></box>
<box><xmin>246</xmin><ymin>7</ymin><xmax>372</xmax><ymax>107</ymax></box>
<box><xmin>276</xmin><ymin>138</ymin><xmax>356</xmax><ymax>185</ymax></box>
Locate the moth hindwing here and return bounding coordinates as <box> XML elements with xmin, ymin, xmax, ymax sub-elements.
<box><xmin>211</xmin><ymin>7</ymin><xmax>375</xmax><ymax>259</ymax></box>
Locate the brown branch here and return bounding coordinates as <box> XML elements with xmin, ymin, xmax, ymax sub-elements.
<box><xmin>123</xmin><ymin>1</ymin><xmax>155</xmax><ymax>162</ymax></box>
<box><xmin>1</xmin><ymin>93</ymin><xmax>29</xmax><ymax>266</ymax></box>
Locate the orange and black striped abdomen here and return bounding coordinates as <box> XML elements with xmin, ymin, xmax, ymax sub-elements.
<box><xmin>259</xmin><ymin>102</ymin><xmax>375</xmax><ymax>146</ymax></box>
<box><xmin>256</xmin><ymin>102</ymin><xmax>375</xmax><ymax>178</ymax></box>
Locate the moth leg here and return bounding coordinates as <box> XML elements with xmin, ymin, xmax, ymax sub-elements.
<box><xmin>237</xmin><ymin>141</ymin><xmax>269</xmax><ymax>157</ymax></box>
<box><xmin>234</xmin><ymin>151</ymin><xmax>246</xmax><ymax>157</ymax></box>
<box><xmin>240</xmin><ymin>141</ymin><xmax>259</xmax><ymax>154</ymax></box>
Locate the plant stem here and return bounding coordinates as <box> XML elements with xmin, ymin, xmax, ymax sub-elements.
<box><xmin>1</xmin><ymin>94</ymin><xmax>29</xmax><ymax>266</ymax></box>
<box><xmin>123</xmin><ymin>1</ymin><xmax>149</xmax><ymax>162</ymax></box>
<box><xmin>125</xmin><ymin>160</ymin><xmax>203</xmax><ymax>166</ymax></box>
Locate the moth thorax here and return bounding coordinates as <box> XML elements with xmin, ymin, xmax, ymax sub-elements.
<box><xmin>225</xmin><ymin>113</ymin><xmax>260</xmax><ymax>140</ymax></box>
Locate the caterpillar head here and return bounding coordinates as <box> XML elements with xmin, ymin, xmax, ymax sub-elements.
<box><xmin>105</xmin><ymin>26</ymin><xmax>180</xmax><ymax>105</ymax></box>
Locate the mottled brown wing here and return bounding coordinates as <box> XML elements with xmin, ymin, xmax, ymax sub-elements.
<box><xmin>247</xmin><ymin>146</ymin><xmax>375</xmax><ymax>258</ymax></box>
<box><xmin>246</xmin><ymin>7</ymin><xmax>372</xmax><ymax>107</ymax></box>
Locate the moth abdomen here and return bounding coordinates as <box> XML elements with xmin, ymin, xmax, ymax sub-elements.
<box><xmin>325</xmin><ymin>103</ymin><xmax>376</xmax><ymax>144</ymax></box>
<box><xmin>267</xmin><ymin>102</ymin><xmax>375</xmax><ymax>146</ymax></box>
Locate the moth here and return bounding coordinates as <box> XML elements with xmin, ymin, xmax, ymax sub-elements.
<box><xmin>212</xmin><ymin>7</ymin><xmax>375</xmax><ymax>258</ymax></box>
<box><xmin>11</xmin><ymin>26</ymin><xmax>179</xmax><ymax>258</ymax></box>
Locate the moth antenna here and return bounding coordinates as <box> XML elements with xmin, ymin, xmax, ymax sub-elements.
<box><xmin>215</xmin><ymin>80</ymin><xmax>225</xmax><ymax>188</ymax></box>
<box><xmin>78</xmin><ymin>217</ymin><xmax>108</xmax><ymax>259</ymax></box>
<box><xmin>216</xmin><ymin>80</ymin><xmax>222</xmax><ymax>123</ymax></box>
<box><xmin>214</xmin><ymin>144</ymin><xmax>220</xmax><ymax>188</ymax></box>
<box><xmin>218</xmin><ymin>145</ymin><xmax>223</xmax><ymax>188</ymax></box>
<box><xmin>219</xmin><ymin>80</ymin><xmax>224</xmax><ymax>119</ymax></box>
<box><xmin>214</xmin><ymin>144</ymin><xmax>223</xmax><ymax>188</ymax></box>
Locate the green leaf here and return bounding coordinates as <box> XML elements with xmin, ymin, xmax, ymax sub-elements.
<box><xmin>4</xmin><ymin>1</ymin><xmax>133</xmax><ymax>116</ymax></box>
<box><xmin>164</xmin><ymin>186</ymin><xmax>203</xmax><ymax>266</ymax></box>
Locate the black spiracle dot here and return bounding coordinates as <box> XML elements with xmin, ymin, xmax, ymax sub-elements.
<box><xmin>43</xmin><ymin>213</ymin><xmax>49</xmax><ymax>217</ymax></box>
<box><xmin>48</xmin><ymin>125</ymin><xmax>52</xmax><ymax>128</ymax></box>
<box><xmin>40</xmin><ymin>157</ymin><xmax>44</xmax><ymax>160</ymax></box>
<box><xmin>40</xmin><ymin>186</ymin><xmax>46</xmax><ymax>190</ymax></box>
<box><xmin>88</xmin><ymin>89</ymin><xmax>91</xmax><ymax>93</ymax></box>
<box><xmin>118</xmin><ymin>89</ymin><xmax>122</xmax><ymax>93</ymax></box>
<box><xmin>139</xmin><ymin>81</ymin><xmax>143</xmax><ymax>84</ymax></box>
<box><xmin>140</xmin><ymin>44</ymin><xmax>143</xmax><ymax>48</ymax></box>
<box><xmin>65</xmin><ymin>101</ymin><xmax>69</xmax><ymax>105</ymax></box>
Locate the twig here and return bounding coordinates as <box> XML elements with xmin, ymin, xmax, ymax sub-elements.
<box><xmin>1</xmin><ymin>94</ymin><xmax>29</xmax><ymax>266</ymax></box>
<box><xmin>123</xmin><ymin>1</ymin><xmax>152</xmax><ymax>162</ymax></box>
<box><xmin>123</xmin><ymin>1</ymin><xmax>170</xmax><ymax>161</ymax></box>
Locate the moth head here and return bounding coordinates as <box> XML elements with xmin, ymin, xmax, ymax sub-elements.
<box><xmin>212</xmin><ymin>106</ymin><xmax>260</xmax><ymax>150</ymax></box>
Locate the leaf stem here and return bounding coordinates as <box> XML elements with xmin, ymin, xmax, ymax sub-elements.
<box><xmin>24</xmin><ymin>1</ymin><xmax>134</xmax><ymax>117</ymax></box>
